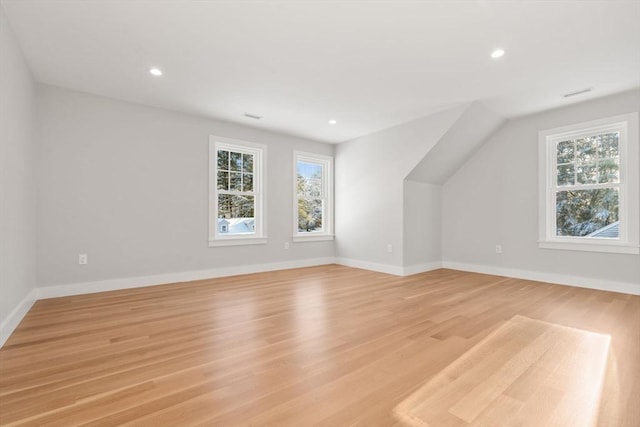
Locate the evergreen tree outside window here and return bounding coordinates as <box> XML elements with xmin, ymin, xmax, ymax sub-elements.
<box><xmin>538</xmin><ymin>113</ymin><xmax>639</xmax><ymax>254</ymax></box>
<box><xmin>209</xmin><ymin>136</ymin><xmax>266</xmax><ymax>246</ymax></box>
<box><xmin>293</xmin><ymin>152</ymin><xmax>334</xmax><ymax>242</ymax></box>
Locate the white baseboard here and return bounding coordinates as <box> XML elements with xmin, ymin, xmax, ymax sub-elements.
<box><xmin>25</xmin><ymin>256</ymin><xmax>434</xmax><ymax>304</ymax></box>
<box><xmin>335</xmin><ymin>257</ymin><xmax>404</xmax><ymax>276</ymax></box>
<box><xmin>38</xmin><ymin>257</ymin><xmax>338</xmax><ymax>299</ymax></box>
<box><xmin>0</xmin><ymin>288</ymin><xmax>38</xmax><ymax>348</ymax></box>
<box><xmin>402</xmin><ymin>261</ymin><xmax>443</xmax><ymax>276</ymax></box>
<box><xmin>334</xmin><ymin>258</ymin><xmax>442</xmax><ymax>277</ymax></box>
<box><xmin>442</xmin><ymin>261</ymin><xmax>640</xmax><ymax>296</ymax></box>
<box><xmin>3</xmin><ymin>257</ymin><xmax>636</xmax><ymax>349</ymax></box>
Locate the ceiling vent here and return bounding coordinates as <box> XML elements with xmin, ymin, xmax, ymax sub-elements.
<box><xmin>563</xmin><ymin>87</ymin><xmax>593</xmax><ymax>98</ymax></box>
<box><xmin>244</xmin><ymin>113</ymin><xmax>263</xmax><ymax>120</ymax></box>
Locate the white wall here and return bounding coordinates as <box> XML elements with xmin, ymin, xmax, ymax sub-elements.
<box><xmin>0</xmin><ymin>6</ymin><xmax>37</xmax><ymax>338</ymax></box>
<box><xmin>443</xmin><ymin>90</ymin><xmax>640</xmax><ymax>290</ymax></box>
<box><xmin>35</xmin><ymin>85</ymin><xmax>334</xmax><ymax>288</ymax></box>
<box><xmin>403</xmin><ymin>180</ymin><xmax>441</xmax><ymax>270</ymax></box>
<box><xmin>335</xmin><ymin>104</ymin><xmax>466</xmax><ymax>271</ymax></box>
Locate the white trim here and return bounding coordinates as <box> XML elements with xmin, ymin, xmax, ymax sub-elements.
<box><xmin>209</xmin><ymin>135</ymin><xmax>267</xmax><ymax>245</ymax></box>
<box><xmin>538</xmin><ymin>240</ymin><xmax>639</xmax><ymax>254</ymax></box>
<box><xmin>0</xmin><ymin>288</ymin><xmax>38</xmax><ymax>348</ymax></box>
<box><xmin>208</xmin><ymin>237</ymin><xmax>268</xmax><ymax>247</ymax></box>
<box><xmin>334</xmin><ymin>259</ymin><xmax>442</xmax><ymax>276</ymax></box>
<box><xmin>538</xmin><ymin>112</ymin><xmax>639</xmax><ymax>254</ymax></box>
<box><xmin>4</xmin><ymin>258</ymin><xmax>637</xmax><ymax>348</ymax></box>
<box><xmin>335</xmin><ymin>257</ymin><xmax>404</xmax><ymax>276</ymax></box>
<box><xmin>402</xmin><ymin>261</ymin><xmax>443</xmax><ymax>276</ymax></box>
<box><xmin>293</xmin><ymin>151</ymin><xmax>334</xmax><ymax>240</ymax></box>
<box><xmin>292</xmin><ymin>234</ymin><xmax>334</xmax><ymax>243</ymax></box>
<box><xmin>442</xmin><ymin>261</ymin><xmax>640</xmax><ymax>296</ymax></box>
<box><xmin>30</xmin><ymin>260</ymin><xmax>639</xmax><ymax>300</ymax></box>
<box><xmin>37</xmin><ymin>257</ymin><xmax>338</xmax><ymax>300</ymax></box>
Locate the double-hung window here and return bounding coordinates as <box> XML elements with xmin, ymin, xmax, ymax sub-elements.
<box><xmin>293</xmin><ymin>152</ymin><xmax>334</xmax><ymax>242</ymax></box>
<box><xmin>209</xmin><ymin>136</ymin><xmax>266</xmax><ymax>246</ymax></box>
<box><xmin>538</xmin><ymin>113</ymin><xmax>639</xmax><ymax>254</ymax></box>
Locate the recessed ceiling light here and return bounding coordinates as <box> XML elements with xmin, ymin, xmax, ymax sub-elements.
<box><xmin>490</xmin><ymin>49</ymin><xmax>505</xmax><ymax>59</ymax></box>
<box><xmin>328</xmin><ymin>119</ymin><xmax>337</xmax><ymax>125</ymax></box>
<box><xmin>149</xmin><ymin>68</ymin><xmax>163</xmax><ymax>76</ymax></box>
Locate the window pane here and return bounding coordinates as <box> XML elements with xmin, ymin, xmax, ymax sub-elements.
<box><xmin>556</xmin><ymin>140</ymin><xmax>574</xmax><ymax>164</ymax></box>
<box><xmin>596</xmin><ymin>132</ymin><xmax>619</xmax><ymax>158</ymax></box>
<box><xmin>243</xmin><ymin>173</ymin><xmax>253</xmax><ymax>192</ymax></box>
<box><xmin>217</xmin><ymin>150</ymin><xmax>229</xmax><ymax>170</ymax></box>
<box><xmin>297</xmin><ymin>161</ymin><xmax>324</xmax><ymax>199</ymax></box>
<box><xmin>305</xmin><ymin>179</ymin><xmax>322</xmax><ymax>197</ymax></box>
<box><xmin>217</xmin><ymin>171</ymin><xmax>229</xmax><ymax>190</ymax></box>
<box><xmin>218</xmin><ymin>194</ymin><xmax>255</xmax><ymax>235</ymax></box>
<box><xmin>576</xmin><ymin>137</ymin><xmax>597</xmax><ymax>163</ymax></box>
<box><xmin>598</xmin><ymin>158</ymin><xmax>619</xmax><ymax>184</ymax></box>
<box><xmin>556</xmin><ymin>188</ymin><xmax>619</xmax><ymax>237</ymax></box>
<box><xmin>557</xmin><ymin>164</ymin><xmax>574</xmax><ymax>186</ymax></box>
<box><xmin>230</xmin><ymin>152</ymin><xmax>242</xmax><ymax>171</ymax></box>
<box><xmin>243</xmin><ymin>153</ymin><xmax>253</xmax><ymax>173</ymax></box>
<box><xmin>229</xmin><ymin>172</ymin><xmax>242</xmax><ymax>191</ymax></box>
<box><xmin>298</xmin><ymin>198</ymin><xmax>323</xmax><ymax>232</ymax></box>
<box><xmin>297</xmin><ymin>162</ymin><xmax>323</xmax><ymax>187</ymax></box>
<box><xmin>576</xmin><ymin>163</ymin><xmax>597</xmax><ymax>184</ymax></box>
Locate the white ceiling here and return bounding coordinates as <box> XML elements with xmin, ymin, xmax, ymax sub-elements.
<box><xmin>3</xmin><ymin>0</ymin><xmax>639</xmax><ymax>143</ymax></box>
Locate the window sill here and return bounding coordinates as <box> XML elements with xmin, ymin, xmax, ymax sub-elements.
<box><xmin>293</xmin><ymin>234</ymin><xmax>335</xmax><ymax>243</ymax></box>
<box><xmin>538</xmin><ymin>240</ymin><xmax>639</xmax><ymax>254</ymax></box>
<box><xmin>209</xmin><ymin>237</ymin><xmax>268</xmax><ymax>247</ymax></box>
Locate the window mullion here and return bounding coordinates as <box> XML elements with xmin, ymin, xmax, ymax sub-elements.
<box><xmin>573</xmin><ymin>139</ymin><xmax>577</xmax><ymax>185</ymax></box>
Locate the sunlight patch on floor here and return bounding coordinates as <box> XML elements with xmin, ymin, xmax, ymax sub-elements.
<box><xmin>394</xmin><ymin>315</ymin><xmax>611</xmax><ymax>427</ymax></box>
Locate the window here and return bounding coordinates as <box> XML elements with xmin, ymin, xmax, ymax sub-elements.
<box><xmin>538</xmin><ymin>113</ymin><xmax>639</xmax><ymax>254</ymax></box>
<box><xmin>209</xmin><ymin>136</ymin><xmax>266</xmax><ymax>246</ymax></box>
<box><xmin>294</xmin><ymin>152</ymin><xmax>334</xmax><ymax>242</ymax></box>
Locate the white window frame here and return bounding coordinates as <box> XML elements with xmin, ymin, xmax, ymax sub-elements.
<box><xmin>538</xmin><ymin>112</ymin><xmax>639</xmax><ymax>254</ymax></box>
<box><xmin>209</xmin><ymin>135</ymin><xmax>267</xmax><ymax>246</ymax></box>
<box><xmin>293</xmin><ymin>151</ymin><xmax>334</xmax><ymax>242</ymax></box>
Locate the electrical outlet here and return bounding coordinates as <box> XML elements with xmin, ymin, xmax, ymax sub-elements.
<box><xmin>387</xmin><ymin>244</ymin><xmax>393</xmax><ymax>253</ymax></box>
<box><xmin>79</xmin><ymin>254</ymin><xmax>88</xmax><ymax>265</ymax></box>
<box><xmin>495</xmin><ymin>245</ymin><xmax>502</xmax><ymax>254</ymax></box>
<box><xmin>284</xmin><ymin>242</ymin><xmax>290</xmax><ymax>250</ymax></box>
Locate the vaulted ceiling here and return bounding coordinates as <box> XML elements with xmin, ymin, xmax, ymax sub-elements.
<box><xmin>3</xmin><ymin>0</ymin><xmax>639</xmax><ymax>143</ymax></box>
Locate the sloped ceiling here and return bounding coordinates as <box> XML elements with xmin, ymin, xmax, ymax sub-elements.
<box><xmin>405</xmin><ymin>102</ymin><xmax>505</xmax><ymax>184</ymax></box>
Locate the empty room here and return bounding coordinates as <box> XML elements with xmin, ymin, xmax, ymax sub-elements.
<box><xmin>1</xmin><ymin>0</ymin><xmax>639</xmax><ymax>425</ymax></box>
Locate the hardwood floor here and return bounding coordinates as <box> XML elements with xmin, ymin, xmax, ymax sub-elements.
<box><xmin>0</xmin><ymin>265</ymin><xmax>638</xmax><ymax>426</ymax></box>
<box><xmin>396</xmin><ymin>315</ymin><xmax>614</xmax><ymax>426</ymax></box>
